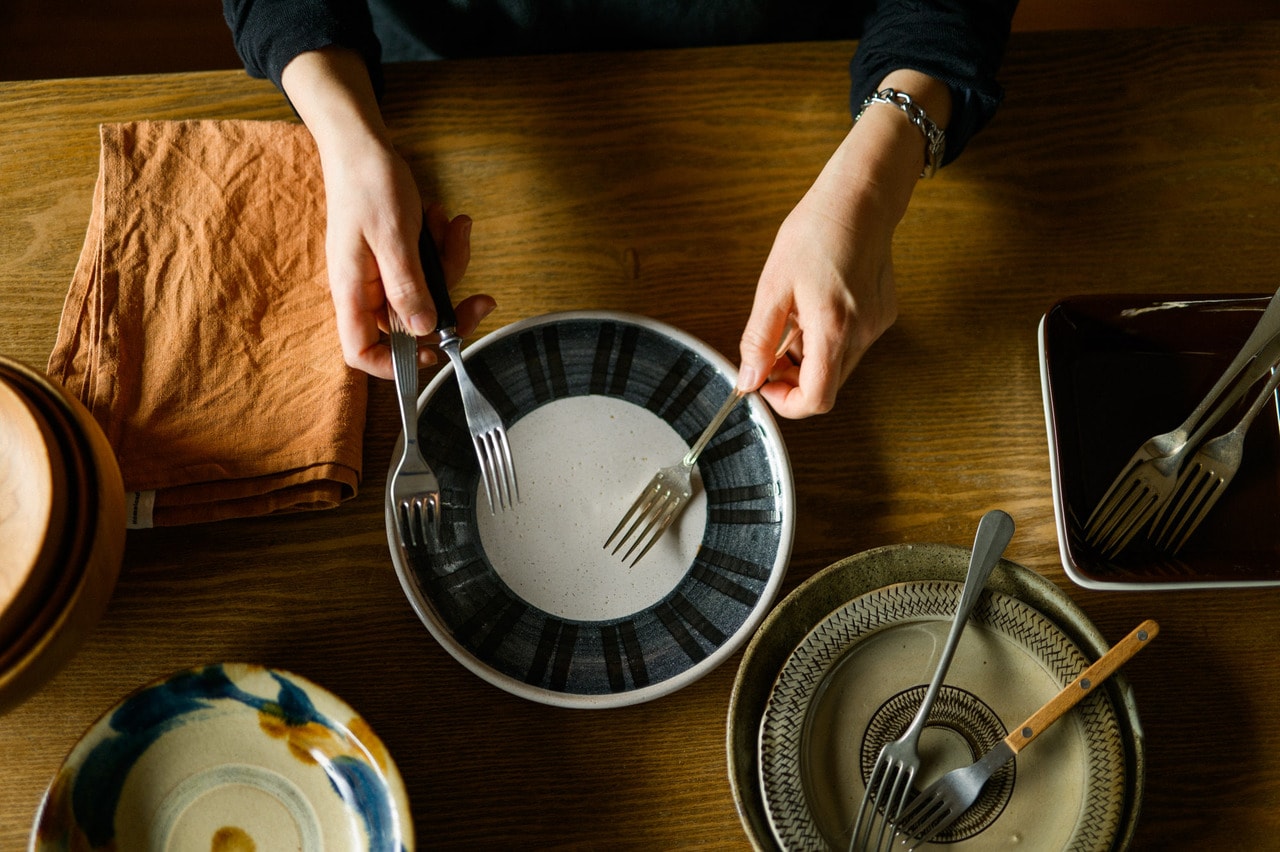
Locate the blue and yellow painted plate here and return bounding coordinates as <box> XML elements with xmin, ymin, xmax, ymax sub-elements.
<box><xmin>30</xmin><ymin>663</ymin><xmax>412</xmax><ymax>851</ymax></box>
<box><xmin>387</xmin><ymin>311</ymin><xmax>794</xmax><ymax>708</ymax></box>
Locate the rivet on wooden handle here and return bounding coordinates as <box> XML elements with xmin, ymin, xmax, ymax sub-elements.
<box><xmin>1005</xmin><ymin>618</ymin><xmax>1158</xmax><ymax>754</ymax></box>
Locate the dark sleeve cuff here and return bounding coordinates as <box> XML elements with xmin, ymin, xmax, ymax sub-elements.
<box><xmin>849</xmin><ymin>0</ymin><xmax>1018</xmax><ymax>166</ymax></box>
<box><xmin>222</xmin><ymin>0</ymin><xmax>383</xmax><ymax>96</ymax></box>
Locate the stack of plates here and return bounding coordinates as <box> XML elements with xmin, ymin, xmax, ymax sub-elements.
<box><xmin>728</xmin><ymin>544</ymin><xmax>1147</xmax><ymax>851</ymax></box>
<box><xmin>0</xmin><ymin>355</ymin><xmax>125</xmax><ymax>713</ymax></box>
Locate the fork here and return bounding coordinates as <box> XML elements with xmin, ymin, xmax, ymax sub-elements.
<box><xmin>603</xmin><ymin>319</ymin><xmax>800</xmax><ymax>566</ymax></box>
<box><xmin>1147</xmin><ymin>362</ymin><xmax>1280</xmax><ymax>554</ymax></box>
<box><xmin>1083</xmin><ymin>287</ymin><xmax>1280</xmax><ymax>557</ymax></box>
<box><xmin>847</xmin><ymin>509</ymin><xmax>1015</xmax><ymax>852</ymax></box>
<box><xmin>893</xmin><ymin>619</ymin><xmax>1158</xmax><ymax>850</ymax></box>
<box><xmin>388</xmin><ymin>309</ymin><xmax>441</xmax><ymax>546</ymax></box>
<box><xmin>417</xmin><ymin>219</ymin><xmax>519</xmax><ymax>514</ymax></box>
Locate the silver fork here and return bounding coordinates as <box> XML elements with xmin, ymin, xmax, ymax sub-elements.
<box><xmin>1148</xmin><ymin>362</ymin><xmax>1280</xmax><ymax>554</ymax></box>
<box><xmin>417</xmin><ymin>219</ymin><xmax>518</xmax><ymax>514</ymax></box>
<box><xmin>847</xmin><ymin>509</ymin><xmax>1015</xmax><ymax>852</ymax></box>
<box><xmin>388</xmin><ymin>309</ymin><xmax>441</xmax><ymax>546</ymax></box>
<box><xmin>893</xmin><ymin>619</ymin><xmax>1157</xmax><ymax>850</ymax></box>
<box><xmin>603</xmin><ymin>319</ymin><xmax>800</xmax><ymax>566</ymax></box>
<box><xmin>1083</xmin><ymin>288</ymin><xmax>1280</xmax><ymax>557</ymax></box>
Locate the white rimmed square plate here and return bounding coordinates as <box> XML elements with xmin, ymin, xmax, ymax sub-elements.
<box><xmin>1039</xmin><ymin>293</ymin><xmax>1280</xmax><ymax>590</ymax></box>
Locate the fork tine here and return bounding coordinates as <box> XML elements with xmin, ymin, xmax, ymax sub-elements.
<box><xmin>472</xmin><ymin>433</ymin><xmax>498</xmax><ymax>514</ymax></box>
<box><xmin>1082</xmin><ymin>457</ymin><xmax>1141</xmax><ymax>533</ymax></box>
<box><xmin>896</xmin><ymin>794</ymin><xmax>951</xmax><ymax>850</ymax></box>
<box><xmin>415</xmin><ymin>494</ymin><xmax>440</xmax><ymax>542</ymax></box>
<box><xmin>1093</xmin><ymin>488</ymin><xmax>1157</xmax><ymax>557</ymax></box>
<box><xmin>850</xmin><ymin>761</ymin><xmax>909</xmax><ymax>852</ymax></box>
<box><xmin>617</xmin><ymin>494</ymin><xmax>672</xmax><ymax>562</ymax></box>
<box><xmin>396</xmin><ymin>501</ymin><xmax>416</xmax><ymax>547</ymax></box>
<box><xmin>849</xmin><ymin>757</ymin><xmax>890</xmax><ymax>850</ymax></box>
<box><xmin>1148</xmin><ymin>463</ymin><xmax>1209</xmax><ymax>548</ymax></box>
<box><xmin>1165</xmin><ymin>478</ymin><xmax>1225</xmax><ymax>554</ymax></box>
<box><xmin>623</xmin><ymin>497</ymin><xmax>683</xmax><ymax>567</ymax></box>
<box><xmin>492</xmin><ymin>430</ymin><xmax>520</xmax><ymax>507</ymax></box>
<box><xmin>398</xmin><ymin>499</ymin><xmax>421</xmax><ymax>547</ymax></box>
<box><xmin>604</xmin><ymin>481</ymin><xmax>659</xmax><ymax>550</ymax></box>
<box><xmin>875</xmin><ymin>768</ymin><xmax>915</xmax><ymax>851</ymax></box>
<box><xmin>397</xmin><ymin>494</ymin><xmax>437</xmax><ymax>547</ymax></box>
<box><xmin>1154</xmin><ymin>471</ymin><xmax>1224</xmax><ymax>554</ymax></box>
<box><xmin>1084</xmin><ymin>476</ymin><xmax>1145</xmax><ymax>542</ymax></box>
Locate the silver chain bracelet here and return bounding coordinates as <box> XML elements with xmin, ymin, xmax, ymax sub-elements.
<box><xmin>855</xmin><ymin>87</ymin><xmax>946</xmax><ymax>178</ymax></box>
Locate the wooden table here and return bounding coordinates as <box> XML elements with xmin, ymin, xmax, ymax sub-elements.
<box><xmin>3</xmin><ymin>21</ymin><xmax>1279</xmax><ymax>849</ymax></box>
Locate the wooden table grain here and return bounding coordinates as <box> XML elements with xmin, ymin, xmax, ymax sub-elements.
<box><xmin>3</xmin><ymin>22</ymin><xmax>1279</xmax><ymax>849</ymax></box>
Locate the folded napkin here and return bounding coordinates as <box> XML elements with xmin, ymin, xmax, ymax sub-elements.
<box><xmin>48</xmin><ymin>120</ymin><xmax>366</xmax><ymax>527</ymax></box>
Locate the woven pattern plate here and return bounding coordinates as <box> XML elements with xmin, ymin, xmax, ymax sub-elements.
<box><xmin>759</xmin><ymin>581</ymin><xmax>1126</xmax><ymax>850</ymax></box>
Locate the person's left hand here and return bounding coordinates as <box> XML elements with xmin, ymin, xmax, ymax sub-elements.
<box><xmin>737</xmin><ymin>69</ymin><xmax>950</xmax><ymax>418</ymax></box>
<box><xmin>738</xmin><ymin>136</ymin><xmax>915</xmax><ymax>416</ymax></box>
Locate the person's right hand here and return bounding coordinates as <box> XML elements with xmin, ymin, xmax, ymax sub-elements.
<box><xmin>282</xmin><ymin>47</ymin><xmax>496</xmax><ymax>379</ymax></box>
<box><xmin>320</xmin><ymin>136</ymin><xmax>495</xmax><ymax>378</ymax></box>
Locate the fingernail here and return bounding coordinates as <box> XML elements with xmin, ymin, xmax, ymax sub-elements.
<box><xmin>462</xmin><ymin>218</ymin><xmax>473</xmax><ymax>240</ymax></box>
<box><xmin>408</xmin><ymin>312</ymin><xmax>433</xmax><ymax>336</ymax></box>
<box><xmin>736</xmin><ymin>364</ymin><xmax>761</xmax><ymax>393</ymax></box>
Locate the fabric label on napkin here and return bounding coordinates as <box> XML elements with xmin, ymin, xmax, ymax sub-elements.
<box><xmin>127</xmin><ymin>491</ymin><xmax>156</xmax><ymax>529</ymax></box>
<box><xmin>48</xmin><ymin>120</ymin><xmax>367</xmax><ymax>526</ymax></box>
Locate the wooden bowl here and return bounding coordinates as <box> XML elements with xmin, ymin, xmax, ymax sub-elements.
<box><xmin>0</xmin><ymin>357</ymin><xmax>125</xmax><ymax>713</ymax></box>
<box><xmin>0</xmin><ymin>377</ymin><xmax>70</xmax><ymax>651</ymax></box>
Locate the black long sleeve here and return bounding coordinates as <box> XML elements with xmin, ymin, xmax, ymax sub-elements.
<box><xmin>221</xmin><ymin>0</ymin><xmax>1018</xmax><ymax>166</ymax></box>
<box><xmin>851</xmin><ymin>0</ymin><xmax>1018</xmax><ymax>165</ymax></box>
<box><xmin>222</xmin><ymin>0</ymin><xmax>381</xmax><ymax>91</ymax></box>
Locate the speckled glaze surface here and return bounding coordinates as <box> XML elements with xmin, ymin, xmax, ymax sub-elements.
<box><xmin>727</xmin><ymin>544</ymin><xmax>1146</xmax><ymax>852</ymax></box>
<box><xmin>388</xmin><ymin>311</ymin><xmax>794</xmax><ymax>708</ymax></box>
<box><xmin>30</xmin><ymin>663</ymin><xmax>413</xmax><ymax>852</ymax></box>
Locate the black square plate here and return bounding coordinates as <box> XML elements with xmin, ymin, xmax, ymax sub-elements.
<box><xmin>1040</xmin><ymin>294</ymin><xmax>1280</xmax><ymax>589</ymax></box>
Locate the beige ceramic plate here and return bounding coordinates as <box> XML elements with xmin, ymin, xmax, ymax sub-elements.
<box><xmin>760</xmin><ymin>581</ymin><xmax>1126</xmax><ymax>850</ymax></box>
<box><xmin>727</xmin><ymin>544</ymin><xmax>1145</xmax><ymax>852</ymax></box>
<box><xmin>0</xmin><ymin>377</ymin><xmax>64</xmax><ymax>646</ymax></box>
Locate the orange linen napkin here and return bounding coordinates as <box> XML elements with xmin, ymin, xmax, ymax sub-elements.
<box><xmin>48</xmin><ymin>120</ymin><xmax>365</xmax><ymax>527</ymax></box>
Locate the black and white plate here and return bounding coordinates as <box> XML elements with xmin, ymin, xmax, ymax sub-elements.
<box><xmin>387</xmin><ymin>311</ymin><xmax>794</xmax><ymax>708</ymax></box>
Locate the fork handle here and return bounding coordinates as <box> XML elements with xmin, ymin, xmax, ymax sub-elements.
<box><xmin>418</xmin><ymin>215</ymin><xmax>458</xmax><ymax>333</ymax></box>
<box><xmin>1005</xmin><ymin>619</ymin><xmax>1158</xmax><ymax>755</ymax></box>
<box><xmin>1232</xmin><ymin>361</ymin><xmax>1280</xmax><ymax>436</ymax></box>
<box><xmin>902</xmin><ymin>510</ymin><xmax>1015</xmax><ymax>742</ymax></box>
<box><xmin>1180</xmin><ymin>288</ymin><xmax>1280</xmax><ymax>437</ymax></box>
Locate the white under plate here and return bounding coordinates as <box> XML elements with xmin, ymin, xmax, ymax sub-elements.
<box><xmin>387</xmin><ymin>311</ymin><xmax>794</xmax><ymax>708</ymax></box>
<box><xmin>30</xmin><ymin>663</ymin><xmax>412</xmax><ymax>851</ymax></box>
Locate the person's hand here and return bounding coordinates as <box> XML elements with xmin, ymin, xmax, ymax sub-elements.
<box><xmin>737</xmin><ymin>70</ymin><xmax>950</xmax><ymax>418</ymax></box>
<box><xmin>282</xmin><ymin>47</ymin><xmax>496</xmax><ymax>379</ymax></box>
<box><xmin>320</xmin><ymin>140</ymin><xmax>495</xmax><ymax>377</ymax></box>
<box><xmin>736</xmin><ymin>165</ymin><xmax>900</xmax><ymax>418</ymax></box>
